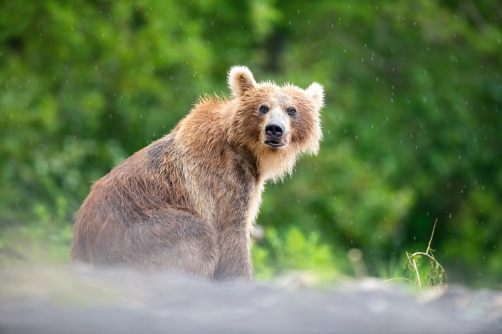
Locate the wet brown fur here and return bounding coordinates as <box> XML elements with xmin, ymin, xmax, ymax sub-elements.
<box><xmin>71</xmin><ymin>66</ymin><xmax>324</xmax><ymax>280</ymax></box>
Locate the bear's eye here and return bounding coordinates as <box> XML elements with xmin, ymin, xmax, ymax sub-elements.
<box><xmin>259</xmin><ymin>105</ymin><xmax>269</xmax><ymax>114</ymax></box>
<box><xmin>287</xmin><ymin>107</ymin><xmax>297</xmax><ymax>115</ymax></box>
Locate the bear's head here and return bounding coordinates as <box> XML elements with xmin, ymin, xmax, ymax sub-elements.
<box><xmin>227</xmin><ymin>66</ymin><xmax>324</xmax><ymax>181</ymax></box>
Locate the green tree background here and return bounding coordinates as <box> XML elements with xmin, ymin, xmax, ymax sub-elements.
<box><xmin>1</xmin><ymin>0</ymin><xmax>501</xmax><ymax>288</ymax></box>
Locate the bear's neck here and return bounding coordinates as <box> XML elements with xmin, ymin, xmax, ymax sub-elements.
<box><xmin>227</xmin><ymin>141</ymin><xmax>260</xmax><ymax>181</ymax></box>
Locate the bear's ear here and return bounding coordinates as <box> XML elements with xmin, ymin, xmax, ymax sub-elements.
<box><xmin>306</xmin><ymin>82</ymin><xmax>324</xmax><ymax>109</ymax></box>
<box><xmin>228</xmin><ymin>66</ymin><xmax>257</xmax><ymax>97</ymax></box>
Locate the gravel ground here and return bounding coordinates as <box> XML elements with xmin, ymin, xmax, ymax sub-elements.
<box><xmin>0</xmin><ymin>266</ymin><xmax>501</xmax><ymax>334</ymax></box>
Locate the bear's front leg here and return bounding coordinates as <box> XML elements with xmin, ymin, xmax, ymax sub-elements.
<box><xmin>213</xmin><ymin>227</ymin><xmax>253</xmax><ymax>281</ymax></box>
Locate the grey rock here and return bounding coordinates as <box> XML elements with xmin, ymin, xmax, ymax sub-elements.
<box><xmin>0</xmin><ymin>266</ymin><xmax>500</xmax><ymax>334</ymax></box>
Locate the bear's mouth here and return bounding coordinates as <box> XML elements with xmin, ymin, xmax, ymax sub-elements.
<box><xmin>265</xmin><ymin>140</ymin><xmax>285</xmax><ymax>148</ymax></box>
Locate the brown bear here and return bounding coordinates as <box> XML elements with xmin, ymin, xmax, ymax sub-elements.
<box><xmin>70</xmin><ymin>66</ymin><xmax>324</xmax><ymax>280</ymax></box>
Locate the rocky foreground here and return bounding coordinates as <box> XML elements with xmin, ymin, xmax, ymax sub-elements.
<box><xmin>0</xmin><ymin>266</ymin><xmax>501</xmax><ymax>334</ymax></box>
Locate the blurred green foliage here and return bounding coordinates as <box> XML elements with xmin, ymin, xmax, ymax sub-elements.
<box><xmin>252</xmin><ymin>227</ymin><xmax>344</xmax><ymax>281</ymax></box>
<box><xmin>0</xmin><ymin>0</ymin><xmax>501</xmax><ymax>288</ymax></box>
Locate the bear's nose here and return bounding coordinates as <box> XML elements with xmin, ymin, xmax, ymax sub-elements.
<box><xmin>265</xmin><ymin>123</ymin><xmax>284</xmax><ymax>138</ymax></box>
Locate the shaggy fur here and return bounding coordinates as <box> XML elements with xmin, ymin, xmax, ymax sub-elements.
<box><xmin>71</xmin><ymin>66</ymin><xmax>324</xmax><ymax>280</ymax></box>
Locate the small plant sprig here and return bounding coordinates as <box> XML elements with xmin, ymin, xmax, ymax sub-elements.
<box><xmin>381</xmin><ymin>219</ymin><xmax>447</xmax><ymax>290</ymax></box>
<box><xmin>406</xmin><ymin>218</ymin><xmax>447</xmax><ymax>290</ymax></box>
